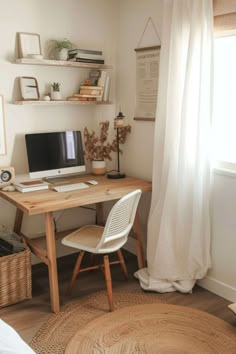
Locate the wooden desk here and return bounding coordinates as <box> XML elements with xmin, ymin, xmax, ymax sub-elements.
<box><xmin>0</xmin><ymin>174</ymin><xmax>151</xmax><ymax>313</ymax></box>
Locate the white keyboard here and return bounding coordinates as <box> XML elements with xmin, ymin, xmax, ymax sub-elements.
<box><xmin>53</xmin><ymin>183</ymin><xmax>89</xmax><ymax>192</ymax></box>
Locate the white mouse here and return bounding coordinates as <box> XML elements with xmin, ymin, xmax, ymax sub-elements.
<box><xmin>2</xmin><ymin>185</ymin><xmax>16</xmax><ymax>192</ymax></box>
<box><xmin>86</xmin><ymin>180</ymin><xmax>98</xmax><ymax>185</ymax></box>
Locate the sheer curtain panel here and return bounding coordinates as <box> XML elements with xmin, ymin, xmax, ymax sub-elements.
<box><xmin>135</xmin><ymin>0</ymin><xmax>214</xmax><ymax>293</ymax></box>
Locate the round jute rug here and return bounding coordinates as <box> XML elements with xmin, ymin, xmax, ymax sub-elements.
<box><xmin>65</xmin><ymin>304</ymin><xmax>236</xmax><ymax>354</ymax></box>
<box><xmin>30</xmin><ymin>287</ymin><xmax>165</xmax><ymax>354</ymax></box>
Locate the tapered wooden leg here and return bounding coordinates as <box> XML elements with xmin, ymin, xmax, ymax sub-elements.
<box><xmin>67</xmin><ymin>251</ymin><xmax>85</xmax><ymax>295</ymax></box>
<box><xmin>117</xmin><ymin>249</ymin><xmax>128</xmax><ymax>280</ymax></box>
<box><xmin>103</xmin><ymin>255</ymin><xmax>114</xmax><ymax>312</ymax></box>
<box><xmin>132</xmin><ymin>213</ymin><xmax>145</xmax><ymax>269</ymax></box>
<box><xmin>13</xmin><ymin>209</ymin><xmax>23</xmax><ymax>234</ymax></box>
<box><xmin>45</xmin><ymin>212</ymin><xmax>60</xmax><ymax>313</ymax></box>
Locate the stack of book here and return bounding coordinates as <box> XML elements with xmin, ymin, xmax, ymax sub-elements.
<box><xmin>76</xmin><ymin>85</ymin><xmax>103</xmax><ymax>101</ymax></box>
<box><xmin>68</xmin><ymin>85</ymin><xmax>103</xmax><ymax>102</ymax></box>
<box><xmin>68</xmin><ymin>49</ymin><xmax>105</xmax><ymax>64</ymax></box>
<box><xmin>14</xmin><ymin>180</ymin><xmax>49</xmax><ymax>193</ymax></box>
<box><xmin>67</xmin><ymin>70</ymin><xmax>111</xmax><ymax>102</ymax></box>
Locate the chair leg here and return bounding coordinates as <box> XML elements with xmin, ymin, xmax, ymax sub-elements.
<box><xmin>103</xmin><ymin>255</ymin><xmax>114</xmax><ymax>312</ymax></box>
<box><xmin>117</xmin><ymin>249</ymin><xmax>129</xmax><ymax>280</ymax></box>
<box><xmin>66</xmin><ymin>250</ymin><xmax>85</xmax><ymax>295</ymax></box>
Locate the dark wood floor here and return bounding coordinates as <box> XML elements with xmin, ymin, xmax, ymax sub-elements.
<box><xmin>0</xmin><ymin>251</ymin><xmax>235</xmax><ymax>344</ymax></box>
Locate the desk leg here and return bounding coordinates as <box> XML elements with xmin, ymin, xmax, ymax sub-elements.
<box><xmin>133</xmin><ymin>213</ymin><xmax>145</xmax><ymax>269</ymax></box>
<box><xmin>13</xmin><ymin>209</ymin><xmax>23</xmax><ymax>234</ymax></box>
<box><xmin>45</xmin><ymin>212</ymin><xmax>60</xmax><ymax>313</ymax></box>
<box><xmin>96</xmin><ymin>203</ymin><xmax>104</xmax><ymax>226</ymax></box>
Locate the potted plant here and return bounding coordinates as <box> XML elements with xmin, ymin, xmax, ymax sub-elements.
<box><xmin>84</xmin><ymin>121</ymin><xmax>131</xmax><ymax>175</ymax></box>
<box><xmin>49</xmin><ymin>38</ymin><xmax>73</xmax><ymax>61</ymax></box>
<box><xmin>51</xmin><ymin>82</ymin><xmax>62</xmax><ymax>100</ymax></box>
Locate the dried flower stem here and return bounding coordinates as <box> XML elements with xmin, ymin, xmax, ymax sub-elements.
<box><xmin>84</xmin><ymin>121</ymin><xmax>131</xmax><ymax>161</ymax></box>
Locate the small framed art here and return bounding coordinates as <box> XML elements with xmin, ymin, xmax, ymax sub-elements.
<box><xmin>20</xmin><ymin>77</ymin><xmax>40</xmax><ymax>100</ymax></box>
<box><xmin>18</xmin><ymin>32</ymin><xmax>42</xmax><ymax>59</ymax></box>
<box><xmin>0</xmin><ymin>95</ymin><xmax>6</xmax><ymax>155</ymax></box>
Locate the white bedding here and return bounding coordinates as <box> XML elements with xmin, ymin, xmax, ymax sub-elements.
<box><xmin>0</xmin><ymin>319</ymin><xmax>35</xmax><ymax>354</ymax></box>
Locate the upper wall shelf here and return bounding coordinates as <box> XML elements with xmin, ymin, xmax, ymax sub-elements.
<box><xmin>15</xmin><ymin>58</ymin><xmax>112</xmax><ymax>70</ymax></box>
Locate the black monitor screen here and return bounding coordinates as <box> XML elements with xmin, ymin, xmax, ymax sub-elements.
<box><xmin>25</xmin><ymin>131</ymin><xmax>85</xmax><ymax>175</ymax></box>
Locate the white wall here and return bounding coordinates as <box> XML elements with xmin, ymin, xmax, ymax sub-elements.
<box><xmin>0</xmin><ymin>0</ymin><xmax>118</xmax><ymax>259</ymax></box>
<box><xmin>198</xmin><ymin>171</ymin><xmax>236</xmax><ymax>302</ymax></box>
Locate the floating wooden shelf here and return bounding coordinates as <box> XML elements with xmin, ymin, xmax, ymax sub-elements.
<box><xmin>14</xmin><ymin>100</ymin><xmax>112</xmax><ymax>106</ymax></box>
<box><xmin>15</xmin><ymin>58</ymin><xmax>113</xmax><ymax>70</ymax></box>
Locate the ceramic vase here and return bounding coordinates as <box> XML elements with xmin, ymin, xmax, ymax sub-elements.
<box><xmin>56</xmin><ymin>48</ymin><xmax>68</xmax><ymax>61</ymax></box>
<box><xmin>51</xmin><ymin>91</ymin><xmax>62</xmax><ymax>100</ymax></box>
<box><xmin>91</xmin><ymin>160</ymin><xmax>106</xmax><ymax>176</ymax></box>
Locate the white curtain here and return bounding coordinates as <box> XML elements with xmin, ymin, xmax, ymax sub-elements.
<box><xmin>135</xmin><ymin>0</ymin><xmax>213</xmax><ymax>293</ymax></box>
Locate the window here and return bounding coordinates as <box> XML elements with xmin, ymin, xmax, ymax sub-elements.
<box><xmin>212</xmin><ymin>35</ymin><xmax>236</xmax><ymax>170</ymax></box>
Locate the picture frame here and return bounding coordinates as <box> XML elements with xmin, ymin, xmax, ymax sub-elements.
<box><xmin>18</xmin><ymin>32</ymin><xmax>42</xmax><ymax>59</ymax></box>
<box><xmin>0</xmin><ymin>95</ymin><xmax>6</xmax><ymax>155</ymax></box>
<box><xmin>20</xmin><ymin>77</ymin><xmax>40</xmax><ymax>101</ymax></box>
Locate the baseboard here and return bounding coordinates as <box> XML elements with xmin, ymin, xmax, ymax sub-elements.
<box><xmin>197</xmin><ymin>276</ymin><xmax>236</xmax><ymax>302</ymax></box>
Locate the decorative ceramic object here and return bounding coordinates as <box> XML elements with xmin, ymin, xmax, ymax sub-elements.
<box><xmin>43</xmin><ymin>95</ymin><xmax>50</xmax><ymax>101</ymax></box>
<box><xmin>51</xmin><ymin>91</ymin><xmax>62</xmax><ymax>100</ymax></box>
<box><xmin>49</xmin><ymin>38</ymin><xmax>73</xmax><ymax>61</ymax></box>
<box><xmin>56</xmin><ymin>48</ymin><xmax>68</xmax><ymax>61</ymax></box>
<box><xmin>91</xmin><ymin>160</ymin><xmax>106</xmax><ymax>176</ymax></box>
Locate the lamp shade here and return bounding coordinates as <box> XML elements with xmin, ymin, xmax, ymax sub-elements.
<box><xmin>116</xmin><ymin>111</ymin><xmax>125</xmax><ymax>128</ymax></box>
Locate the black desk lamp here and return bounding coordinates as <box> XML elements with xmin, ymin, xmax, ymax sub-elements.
<box><xmin>107</xmin><ymin>111</ymin><xmax>126</xmax><ymax>179</ymax></box>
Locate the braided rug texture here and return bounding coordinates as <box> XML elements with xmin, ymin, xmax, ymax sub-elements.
<box><xmin>66</xmin><ymin>303</ymin><xmax>236</xmax><ymax>354</ymax></box>
<box><xmin>30</xmin><ymin>286</ymin><xmax>164</xmax><ymax>354</ymax></box>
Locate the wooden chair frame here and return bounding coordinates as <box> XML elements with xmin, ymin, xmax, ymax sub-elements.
<box><xmin>66</xmin><ymin>249</ymin><xmax>128</xmax><ymax>311</ymax></box>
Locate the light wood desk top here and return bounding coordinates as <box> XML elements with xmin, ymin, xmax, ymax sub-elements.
<box><xmin>0</xmin><ymin>175</ymin><xmax>152</xmax><ymax>216</ymax></box>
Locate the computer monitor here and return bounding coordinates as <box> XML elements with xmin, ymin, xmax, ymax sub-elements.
<box><xmin>25</xmin><ymin>131</ymin><xmax>86</xmax><ymax>179</ymax></box>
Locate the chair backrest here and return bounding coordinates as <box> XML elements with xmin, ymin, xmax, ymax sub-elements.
<box><xmin>96</xmin><ymin>189</ymin><xmax>142</xmax><ymax>251</ymax></box>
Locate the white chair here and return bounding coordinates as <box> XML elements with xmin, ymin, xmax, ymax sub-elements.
<box><xmin>62</xmin><ymin>189</ymin><xmax>142</xmax><ymax>311</ymax></box>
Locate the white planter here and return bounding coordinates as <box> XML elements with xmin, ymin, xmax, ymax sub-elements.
<box><xmin>51</xmin><ymin>91</ymin><xmax>62</xmax><ymax>100</ymax></box>
<box><xmin>91</xmin><ymin>160</ymin><xmax>106</xmax><ymax>176</ymax></box>
<box><xmin>56</xmin><ymin>48</ymin><xmax>68</xmax><ymax>61</ymax></box>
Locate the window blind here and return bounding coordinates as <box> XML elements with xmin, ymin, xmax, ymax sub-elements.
<box><xmin>214</xmin><ymin>0</ymin><xmax>236</xmax><ymax>33</ymax></box>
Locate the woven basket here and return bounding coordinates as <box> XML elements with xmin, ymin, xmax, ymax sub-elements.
<box><xmin>0</xmin><ymin>248</ymin><xmax>32</xmax><ymax>308</ymax></box>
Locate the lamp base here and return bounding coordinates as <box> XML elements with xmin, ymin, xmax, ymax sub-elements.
<box><xmin>107</xmin><ymin>171</ymin><xmax>126</xmax><ymax>179</ymax></box>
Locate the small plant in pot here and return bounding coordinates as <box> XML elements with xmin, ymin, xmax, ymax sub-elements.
<box><xmin>51</xmin><ymin>82</ymin><xmax>62</xmax><ymax>100</ymax></box>
<box><xmin>84</xmin><ymin>121</ymin><xmax>131</xmax><ymax>175</ymax></box>
<box><xmin>49</xmin><ymin>38</ymin><xmax>73</xmax><ymax>61</ymax></box>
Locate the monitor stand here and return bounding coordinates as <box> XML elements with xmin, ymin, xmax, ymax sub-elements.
<box><xmin>43</xmin><ymin>174</ymin><xmax>82</xmax><ymax>185</ymax></box>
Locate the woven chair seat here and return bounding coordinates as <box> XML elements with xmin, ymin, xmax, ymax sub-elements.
<box><xmin>63</xmin><ymin>225</ymin><xmax>126</xmax><ymax>253</ymax></box>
